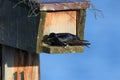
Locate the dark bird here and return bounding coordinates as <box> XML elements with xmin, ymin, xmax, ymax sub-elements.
<box><xmin>45</xmin><ymin>32</ymin><xmax>90</xmax><ymax>47</ymax></box>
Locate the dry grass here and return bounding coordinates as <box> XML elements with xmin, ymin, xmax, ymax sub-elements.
<box><xmin>13</xmin><ymin>0</ymin><xmax>40</xmax><ymax>17</ymax></box>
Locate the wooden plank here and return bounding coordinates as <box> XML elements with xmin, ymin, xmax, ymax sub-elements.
<box><xmin>42</xmin><ymin>46</ymin><xmax>84</xmax><ymax>53</ymax></box>
<box><xmin>76</xmin><ymin>9</ymin><xmax>86</xmax><ymax>40</ymax></box>
<box><xmin>0</xmin><ymin>44</ymin><xmax>1</xmax><ymax>80</ymax></box>
<box><xmin>36</xmin><ymin>12</ymin><xmax>46</xmax><ymax>53</ymax></box>
<box><xmin>2</xmin><ymin>45</ymin><xmax>40</xmax><ymax>80</ymax></box>
<box><xmin>0</xmin><ymin>0</ymin><xmax>40</xmax><ymax>53</ymax></box>
<box><xmin>40</xmin><ymin>2</ymin><xmax>90</xmax><ymax>11</ymax></box>
<box><xmin>2</xmin><ymin>45</ymin><xmax>14</xmax><ymax>80</ymax></box>
<box><xmin>43</xmin><ymin>11</ymin><xmax>76</xmax><ymax>35</ymax></box>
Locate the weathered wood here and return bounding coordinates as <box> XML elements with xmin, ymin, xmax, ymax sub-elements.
<box><xmin>0</xmin><ymin>0</ymin><xmax>89</xmax><ymax>53</ymax></box>
<box><xmin>0</xmin><ymin>0</ymin><xmax>40</xmax><ymax>53</ymax></box>
<box><xmin>36</xmin><ymin>12</ymin><xmax>46</xmax><ymax>53</ymax></box>
<box><xmin>0</xmin><ymin>44</ymin><xmax>1</xmax><ymax>80</ymax></box>
<box><xmin>1</xmin><ymin>45</ymin><xmax>40</xmax><ymax>80</ymax></box>
<box><xmin>42</xmin><ymin>46</ymin><xmax>84</xmax><ymax>53</ymax></box>
<box><xmin>76</xmin><ymin>9</ymin><xmax>86</xmax><ymax>40</ymax></box>
<box><xmin>40</xmin><ymin>2</ymin><xmax>90</xmax><ymax>11</ymax></box>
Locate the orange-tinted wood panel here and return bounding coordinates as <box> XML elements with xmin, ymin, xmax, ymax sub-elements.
<box><xmin>2</xmin><ymin>45</ymin><xmax>40</xmax><ymax>80</ymax></box>
<box><xmin>43</xmin><ymin>11</ymin><xmax>76</xmax><ymax>35</ymax></box>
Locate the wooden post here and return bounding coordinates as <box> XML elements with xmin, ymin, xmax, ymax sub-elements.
<box><xmin>1</xmin><ymin>45</ymin><xmax>40</xmax><ymax>80</ymax></box>
<box><xmin>0</xmin><ymin>44</ymin><xmax>2</xmax><ymax>80</ymax></box>
<box><xmin>76</xmin><ymin>9</ymin><xmax>86</xmax><ymax>40</ymax></box>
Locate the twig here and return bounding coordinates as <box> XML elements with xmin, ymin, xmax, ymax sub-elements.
<box><xmin>88</xmin><ymin>0</ymin><xmax>104</xmax><ymax>19</ymax></box>
<box><xmin>13</xmin><ymin>0</ymin><xmax>40</xmax><ymax>17</ymax></box>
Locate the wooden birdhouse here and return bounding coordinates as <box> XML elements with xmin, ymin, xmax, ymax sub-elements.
<box><xmin>0</xmin><ymin>0</ymin><xmax>90</xmax><ymax>54</ymax></box>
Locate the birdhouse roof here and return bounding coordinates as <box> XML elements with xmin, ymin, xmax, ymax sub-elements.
<box><xmin>40</xmin><ymin>0</ymin><xmax>89</xmax><ymax>3</ymax></box>
<box><xmin>38</xmin><ymin>0</ymin><xmax>90</xmax><ymax>11</ymax></box>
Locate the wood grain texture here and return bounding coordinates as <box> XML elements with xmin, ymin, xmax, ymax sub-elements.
<box><xmin>40</xmin><ymin>2</ymin><xmax>90</xmax><ymax>11</ymax></box>
<box><xmin>76</xmin><ymin>9</ymin><xmax>86</xmax><ymax>40</ymax></box>
<box><xmin>43</xmin><ymin>11</ymin><xmax>76</xmax><ymax>35</ymax></box>
<box><xmin>2</xmin><ymin>45</ymin><xmax>40</xmax><ymax>80</ymax></box>
<box><xmin>0</xmin><ymin>0</ymin><xmax>40</xmax><ymax>53</ymax></box>
<box><xmin>0</xmin><ymin>44</ymin><xmax>1</xmax><ymax>80</ymax></box>
<box><xmin>42</xmin><ymin>46</ymin><xmax>84</xmax><ymax>53</ymax></box>
<box><xmin>36</xmin><ymin>12</ymin><xmax>46</xmax><ymax>53</ymax></box>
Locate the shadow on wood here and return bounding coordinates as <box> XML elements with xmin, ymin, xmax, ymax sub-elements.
<box><xmin>2</xmin><ymin>45</ymin><xmax>39</xmax><ymax>67</ymax></box>
<box><xmin>0</xmin><ymin>44</ymin><xmax>2</xmax><ymax>80</ymax></box>
<box><xmin>0</xmin><ymin>0</ymin><xmax>40</xmax><ymax>53</ymax></box>
<box><xmin>1</xmin><ymin>45</ymin><xmax>40</xmax><ymax>80</ymax></box>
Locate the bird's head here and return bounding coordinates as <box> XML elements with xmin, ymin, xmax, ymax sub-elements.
<box><xmin>45</xmin><ymin>33</ymin><xmax>56</xmax><ymax>45</ymax></box>
<box><xmin>49</xmin><ymin>33</ymin><xmax>56</xmax><ymax>37</ymax></box>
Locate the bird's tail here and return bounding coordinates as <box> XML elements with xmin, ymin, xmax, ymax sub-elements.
<box><xmin>83</xmin><ymin>43</ymin><xmax>91</xmax><ymax>48</ymax></box>
<box><xmin>79</xmin><ymin>40</ymin><xmax>91</xmax><ymax>48</ymax></box>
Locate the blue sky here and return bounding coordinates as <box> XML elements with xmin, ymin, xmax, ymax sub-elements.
<box><xmin>40</xmin><ymin>0</ymin><xmax>120</xmax><ymax>80</ymax></box>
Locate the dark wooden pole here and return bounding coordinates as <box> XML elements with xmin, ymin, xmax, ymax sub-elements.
<box><xmin>1</xmin><ymin>45</ymin><xmax>40</xmax><ymax>80</ymax></box>
<box><xmin>0</xmin><ymin>44</ymin><xmax>2</xmax><ymax>80</ymax></box>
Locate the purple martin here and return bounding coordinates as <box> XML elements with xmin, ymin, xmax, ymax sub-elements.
<box><xmin>45</xmin><ymin>33</ymin><xmax>90</xmax><ymax>47</ymax></box>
